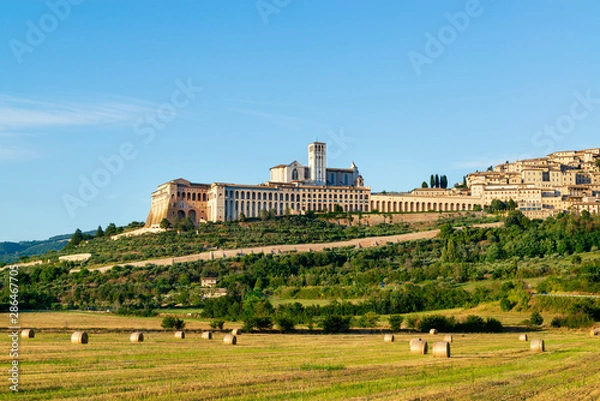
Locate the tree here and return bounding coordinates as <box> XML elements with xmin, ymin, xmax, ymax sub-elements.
<box><xmin>95</xmin><ymin>225</ymin><xmax>104</xmax><ymax>238</ymax></box>
<box><xmin>259</xmin><ymin>209</ymin><xmax>270</xmax><ymax>221</ymax></box>
<box><xmin>333</xmin><ymin>204</ymin><xmax>344</xmax><ymax>214</ymax></box>
<box><xmin>388</xmin><ymin>315</ymin><xmax>403</xmax><ymax>331</ymax></box>
<box><xmin>421</xmin><ymin>181</ymin><xmax>428</xmax><ymax>188</ymax></box>
<box><xmin>529</xmin><ymin>311</ymin><xmax>544</xmax><ymax>326</ymax></box>
<box><xmin>105</xmin><ymin>223</ymin><xmax>117</xmax><ymax>237</ymax></box>
<box><xmin>506</xmin><ymin>199</ymin><xmax>517</xmax><ymax>210</ymax></box>
<box><xmin>159</xmin><ymin>218</ymin><xmax>171</xmax><ymax>229</ymax></box>
<box><xmin>209</xmin><ymin>319</ymin><xmax>225</xmax><ymax>330</ymax></box>
<box><xmin>430</xmin><ymin>174</ymin><xmax>435</xmax><ymax>188</ymax></box>
<box><xmin>70</xmin><ymin>229</ymin><xmax>84</xmax><ymax>246</ymax></box>
<box><xmin>435</xmin><ymin>174</ymin><xmax>440</xmax><ymax>188</ymax></box>
<box><xmin>440</xmin><ymin>175</ymin><xmax>448</xmax><ymax>189</ymax></box>
<box><xmin>161</xmin><ymin>316</ymin><xmax>186</xmax><ymax>330</ymax></box>
<box><xmin>596</xmin><ymin>159</ymin><xmax>600</xmax><ymax>169</ymax></box>
<box><xmin>319</xmin><ymin>314</ymin><xmax>351</xmax><ymax>333</ymax></box>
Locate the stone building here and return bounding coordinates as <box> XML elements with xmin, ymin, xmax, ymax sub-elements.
<box><xmin>145</xmin><ymin>142</ymin><xmax>370</xmax><ymax>226</ymax></box>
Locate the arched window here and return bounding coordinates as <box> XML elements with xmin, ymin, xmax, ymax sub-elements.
<box><xmin>292</xmin><ymin>168</ymin><xmax>298</xmax><ymax>180</ymax></box>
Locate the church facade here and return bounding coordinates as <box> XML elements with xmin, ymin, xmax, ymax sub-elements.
<box><xmin>145</xmin><ymin>142</ymin><xmax>370</xmax><ymax>226</ymax></box>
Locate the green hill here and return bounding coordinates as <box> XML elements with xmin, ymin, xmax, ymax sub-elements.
<box><xmin>0</xmin><ymin>234</ymin><xmax>71</xmax><ymax>264</ymax></box>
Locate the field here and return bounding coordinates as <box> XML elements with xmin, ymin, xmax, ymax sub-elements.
<box><xmin>4</xmin><ymin>313</ymin><xmax>600</xmax><ymax>400</ymax></box>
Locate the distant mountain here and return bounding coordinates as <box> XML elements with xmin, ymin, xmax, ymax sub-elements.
<box><xmin>0</xmin><ymin>234</ymin><xmax>72</xmax><ymax>264</ymax></box>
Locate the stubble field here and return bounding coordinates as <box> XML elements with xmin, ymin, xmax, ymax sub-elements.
<box><xmin>3</xmin><ymin>313</ymin><xmax>600</xmax><ymax>400</ymax></box>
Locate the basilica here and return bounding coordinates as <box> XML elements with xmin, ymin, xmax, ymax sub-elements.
<box><xmin>145</xmin><ymin>142</ymin><xmax>370</xmax><ymax>226</ymax></box>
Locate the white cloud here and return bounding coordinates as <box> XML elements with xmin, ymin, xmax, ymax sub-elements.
<box><xmin>0</xmin><ymin>145</ymin><xmax>40</xmax><ymax>162</ymax></box>
<box><xmin>0</xmin><ymin>94</ymin><xmax>154</xmax><ymax>132</ymax></box>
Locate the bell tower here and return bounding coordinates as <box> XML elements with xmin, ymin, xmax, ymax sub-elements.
<box><xmin>308</xmin><ymin>142</ymin><xmax>326</xmax><ymax>185</ymax></box>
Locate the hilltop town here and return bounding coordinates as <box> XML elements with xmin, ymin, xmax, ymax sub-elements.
<box><xmin>145</xmin><ymin>143</ymin><xmax>600</xmax><ymax>227</ymax></box>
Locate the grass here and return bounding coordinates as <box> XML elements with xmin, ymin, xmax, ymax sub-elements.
<box><xmin>4</xmin><ymin>312</ymin><xmax>600</xmax><ymax>400</ymax></box>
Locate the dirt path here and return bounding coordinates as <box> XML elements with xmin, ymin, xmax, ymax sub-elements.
<box><xmin>73</xmin><ymin>222</ymin><xmax>503</xmax><ymax>273</ymax></box>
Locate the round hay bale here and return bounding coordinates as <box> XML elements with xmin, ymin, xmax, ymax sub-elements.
<box><xmin>231</xmin><ymin>329</ymin><xmax>242</xmax><ymax>336</ymax></box>
<box><xmin>223</xmin><ymin>334</ymin><xmax>237</xmax><ymax>345</ymax></box>
<box><xmin>530</xmin><ymin>339</ymin><xmax>545</xmax><ymax>352</ymax></box>
<box><xmin>71</xmin><ymin>331</ymin><xmax>88</xmax><ymax>344</ymax></box>
<box><xmin>383</xmin><ymin>334</ymin><xmax>394</xmax><ymax>343</ymax></box>
<box><xmin>174</xmin><ymin>331</ymin><xmax>185</xmax><ymax>339</ymax></box>
<box><xmin>409</xmin><ymin>339</ymin><xmax>428</xmax><ymax>354</ymax></box>
<box><xmin>519</xmin><ymin>334</ymin><xmax>528</xmax><ymax>341</ymax></box>
<box><xmin>589</xmin><ymin>329</ymin><xmax>598</xmax><ymax>337</ymax></box>
<box><xmin>432</xmin><ymin>341</ymin><xmax>451</xmax><ymax>358</ymax></box>
<box><xmin>21</xmin><ymin>329</ymin><xmax>35</xmax><ymax>339</ymax></box>
<box><xmin>443</xmin><ymin>335</ymin><xmax>453</xmax><ymax>343</ymax></box>
<box><xmin>201</xmin><ymin>331</ymin><xmax>213</xmax><ymax>340</ymax></box>
<box><xmin>130</xmin><ymin>332</ymin><xmax>144</xmax><ymax>343</ymax></box>
<box><xmin>429</xmin><ymin>329</ymin><xmax>438</xmax><ymax>335</ymax></box>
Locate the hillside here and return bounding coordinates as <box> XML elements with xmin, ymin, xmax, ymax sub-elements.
<box><xmin>4</xmin><ymin>210</ymin><xmax>600</xmax><ymax>332</ymax></box>
<box><xmin>0</xmin><ymin>234</ymin><xmax>70</xmax><ymax>264</ymax></box>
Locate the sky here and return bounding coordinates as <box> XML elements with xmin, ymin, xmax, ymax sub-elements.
<box><xmin>1</xmin><ymin>0</ymin><xmax>599</xmax><ymax>242</ymax></box>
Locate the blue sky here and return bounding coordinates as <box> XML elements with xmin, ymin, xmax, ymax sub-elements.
<box><xmin>1</xmin><ymin>0</ymin><xmax>599</xmax><ymax>241</ymax></box>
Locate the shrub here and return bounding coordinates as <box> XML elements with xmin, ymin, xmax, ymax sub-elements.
<box><xmin>356</xmin><ymin>312</ymin><xmax>379</xmax><ymax>328</ymax></box>
<box><xmin>275</xmin><ymin>315</ymin><xmax>295</xmax><ymax>333</ymax></box>
<box><xmin>320</xmin><ymin>314</ymin><xmax>351</xmax><ymax>334</ymax></box>
<box><xmin>161</xmin><ymin>316</ymin><xmax>186</xmax><ymax>330</ymax></box>
<box><xmin>404</xmin><ymin>316</ymin><xmax>418</xmax><ymax>330</ymax></box>
<box><xmin>551</xmin><ymin>316</ymin><xmax>563</xmax><ymax>328</ymax></box>
<box><xmin>457</xmin><ymin>315</ymin><xmax>486</xmax><ymax>332</ymax></box>
<box><xmin>209</xmin><ymin>319</ymin><xmax>225</xmax><ymax>330</ymax></box>
<box><xmin>484</xmin><ymin>317</ymin><xmax>504</xmax><ymax>333</ymax></box>
<box><xmin>529</xmin><ymin>311</ymin><xmax>544</xmax><ymax>326</ymax></box>
<box><xmin>242</xmin><ymin>316</ymin><xmax>273</xmax><ymax>332</ymax></box>
<box><xmin>418</xmin><ymin>315</ymin><xmax>455</xmax><ymax>333</ymax></box>
<box><xmin>388</xmin><ymin>315</ymin><xmax>403</xmax><ymax>331</ymax></box>
<box><xmin>499</xmin><ymin>297</ymin><xmax>514</xmax><ymax>312</ymax></box>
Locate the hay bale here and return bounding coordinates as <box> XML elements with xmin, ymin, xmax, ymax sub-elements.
<box><xmin>174</xmin><ymin>331</ymin><xmax>185</xmax><ymax>339</ymax></box>
<box><xmin>231</xmin><ymin>329</ymin><xmax>242</xmax><ymax>336</ymax></box>
<box><xmin>409</xmin><ymin>339</ymin><xmax>428</xmax><ymax>354</ymax></box>
<box><xmin>383</xmin><ymin>334</ymin><xmax>394</xmax><ymax>343</ymax></box>
<box><xmin>71</xmin><ymin>331</ymin><xmax>88</xmax><ymax>344</ymax></box>
<box><xmin>590</xmin><ymin>329</ymin><xmax>598</xmax><ymax>337</ymax></box>
<box><xmin>432</xmin><ymin>341</ymin><xmax>451</xmax><ymax>358</ymax></box>
<box><xmin>223</xmin><ymin>334</ymin><xmax>237</xmax><ymax>345</ymax></box>
<box><xmin>130</xmin><ymin>332</ymin><xmax>144</xmax><ymax>343</ymax></box>
<box><xmin>530</xmin><ymin>339</ymin><xmax>545</xmax><ymax>352</ymax></box>
<box><xmin>21</xmin><ymin>329</ymin><xmax>35</xmax><ymax>339</ymax></box>
<box><xmin>519</xmin><ymin>334</ymin><xmax>528</xmax><ymax>341</ymax></box>
<box><xmin>429</xmin><ymin>329</ymin><xmax>438</xmax><ymax>335</ymax></box>
<box><xmin>443</xmin><ymin>335</ymin><xmax>453</xmax><ymax>343</ymax></box>
<box><xmin>201</xmin><ymin>331</ymin><xmax>213</xmax><ymax>340</ymax></box>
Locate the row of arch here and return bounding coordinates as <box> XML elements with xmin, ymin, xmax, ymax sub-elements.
<box><xmin>225</xmin><ymin>200</ymin><xmax>369</xmax><ymax>220</ymax></box>
<box><xmin>175</xmin><ymin>191</ymin><xmax>207</xmax><ymax>202</ymax></box>
<box><xmin>372</xmin><ymin>200</ymin><xmax>476</xmax><ymax>213</ymax></box>
<box><xmin>227</xmin><ymin>190</ymin><xmax>366</xmax><ymax>202</ymax></box>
